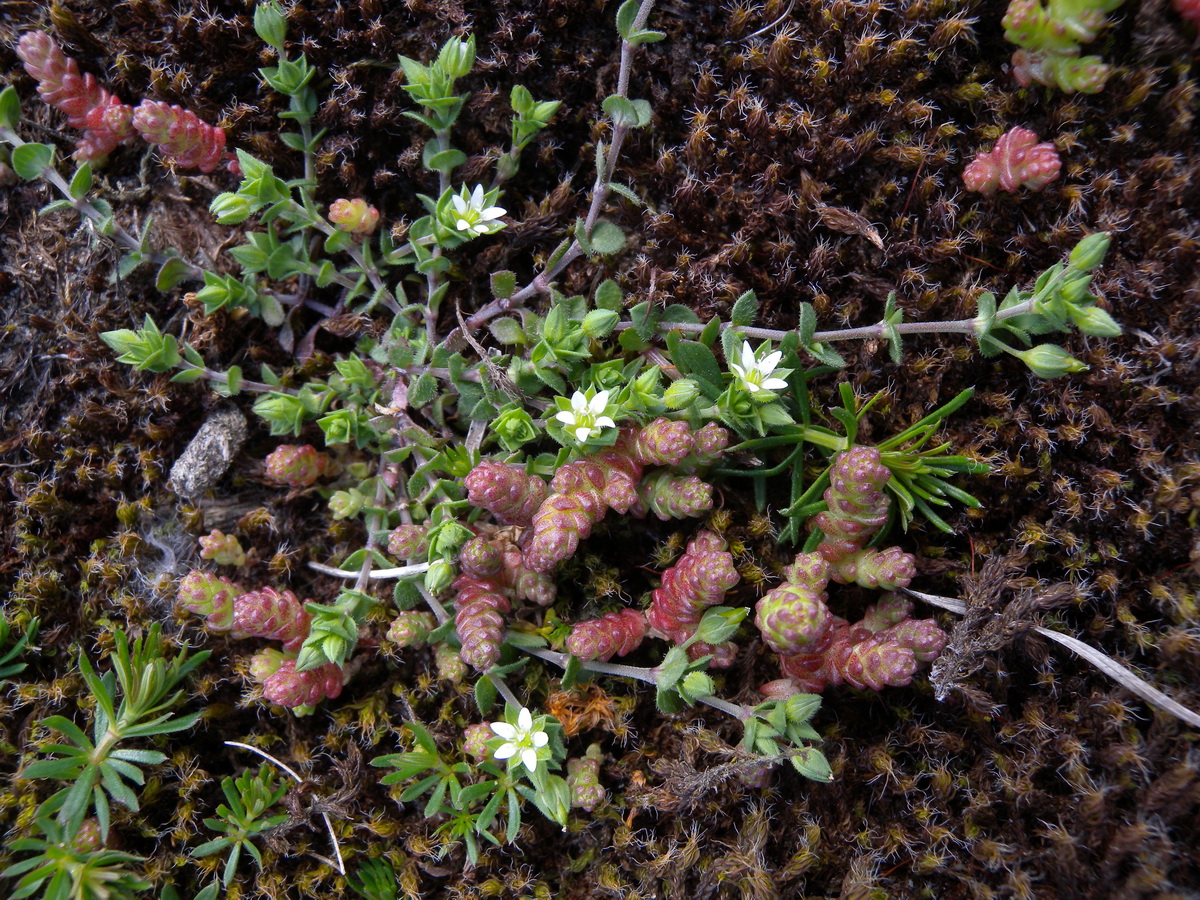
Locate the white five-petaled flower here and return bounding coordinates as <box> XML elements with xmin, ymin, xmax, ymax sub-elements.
<box><xmin>554</xmin><ymin>389</ymin><xmax>615</xmax><ymax>443</ymax></box>
<box><xmin>490</xmin><ymin>707</ymin><xmax>549</xmax><ymax>773</ymax></box>
<box><xmin>450</xmin><ymin>184</ymin><xmax>507</xmax><ymax>235</ymax></box>
<box><xmin>729</xmin><ymin>341</ymin><xmax>789</xmax><ymax>398</ymax></box>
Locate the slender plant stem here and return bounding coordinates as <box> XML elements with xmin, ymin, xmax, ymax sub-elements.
<box><xmin>287</xmin><ymin>199</ymin><xmax>401</xmax><ymax>315</ymax></box>
<box><xmin>1</xmin><ymin>126</ymin><xmax>204</xmax><ymax>278</ymax></box>
<box><xmin>418</xmin><ymin>582</ymin><xmax>450</xmax><ymax>625</ymax></box>
<box><xmin>308</xmin><ymin>560</ymin><xmax>431</xmax><ymax>580</ymax></box>
<box><xmin>488</xmin><ymin>674</ymin><xmax>522</xmax><ymax>709</ymax></box>
<box><xmin>518</xmin><ymin>644</ymin><xmax>748</xmax><ymax>720</ymax></box>
<box><xmin>462</xmin><ymin>0</ymin><xmax>658</xmax><ymax>332</ymax></box>
<box><xmin>353</xmin><ymin>451</ymin><xmax>400</xmax><ymax>595</ymax></box>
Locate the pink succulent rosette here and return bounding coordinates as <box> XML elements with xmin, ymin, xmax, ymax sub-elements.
<box><xmin>963</xmin><ymin>127</ymin><xmax>1061</xmax><ymax>196</ymax></box>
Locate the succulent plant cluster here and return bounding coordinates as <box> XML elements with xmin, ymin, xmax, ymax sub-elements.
<box><xmin>1002</xmin><ymin>0</ymin><xmax>1126</xmax><ymax>93</ymax></box>
<box><xmin>16</xmin><ymin>32</ymin><xmax>229</xmax><ymax>169</ymax></box>
<box><xmin>177</xmin><ymin>572</ymin><xmax>345</xmax><ymax>710</ymax></box>
<box><xmin>1</xmin><ymin>0</ymin><xmax>1163</xmax><ymax>893</ymax></box>
<box><xmin>752</xmin><ymin>447</ymin><xmax>946</xmax><ymax>693</ymax></box>
<box><xmin>963</xmin><ymin>126</ymin><xmax>1062</xmax><ymax>195</ymax></box>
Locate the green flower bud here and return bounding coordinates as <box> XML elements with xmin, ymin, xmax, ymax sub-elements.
<box><xmin>1016</xmin><ymin>344</ymin><xmax>1087</xmax><ymax>379</ymax></box>
<box><xmin>581</xmin><ymin>309</ymin><xmax>620</xmax><ymax>339</ymax></box>
<box><xmin>424</xmin><ymin>558</ymin><xmax>455</xmax><ymax>594</ymax></box>
<box><xmin>429</xmin><ymin>520</ymin><xmax>474</xmax><ymax>557</ymax></box>
<box><xmin>790</xmin><ymin>747</ymin><xmax>833</xmax><ymax>783</ymax></box>
<box><xmin>436</xmin><ymin>35</ymin><xmax>476</xmax><ymax>79</ymax></box>
<box><xmin>210</xmin><ymin>192</ymin><xmax>253</xmax><ymax>225</ymax></box>
<box><xmin>253</xmin><ymin>2</ymin><xmax>288</xmax><ymax>49</ymax></box>
<box><xmin>663</xmin><ymin>379</ymin><xmax>700</xmax><ymax>409</ymax></box>
<box><xmin>631</xmin><ymin>365</ymin><xmax>663</xmax><ymax>402</ymax></box>
<box><xmin>783</xmin><ymin>693</ymin><xmax>822</xmax><ymax>724</ymax></box>
<box><xmin>1058</xmin><ymin>271</ymin><xmax>1095</xmax><ymax>305</ymax></box>
<box><xmin>1067</xmin><ymin>304</ymin><xmax>1122</xmax><ymax>338</ymax></box>
<box><xmin>723</xmin><ymin>389</ymin><xmax>756</xmax><ymax>418</ymax></box>
<box><xmin>252</xmin><ymin>392</ymin><xmax>308</xmax><ymax>436</ymax></box>
<box><xmin>535</xmin><ymin>774</ymin><xmax>572</xmax><ymax>829</ymax></box>
<box><xmin>1067</xmin><ymin>232</ymin><xmax>1111</xmax><ymax>273</ymax></box>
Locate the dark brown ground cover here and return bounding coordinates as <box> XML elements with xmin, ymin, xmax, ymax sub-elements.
<box><xmin>1</xmin><ymin>0</ymin><xmax>1199</xmax><ymax>897</ymax></box>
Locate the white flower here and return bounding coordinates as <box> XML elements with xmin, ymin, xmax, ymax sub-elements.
<box><xmin>554</xmin><ymin>389</ymin><xmax>615</xmax><ymax>443</ymax></box>
<box><xmin>729</xmin><ymin>341</ymin><xmax>789</xmax><ymax>398</ymax></box>
<box><xmin>490</xmin><ymin>707</ymin><xmax>549</xmax><ymax>773</ymax></box>
<box><xmin>449</xmin><ymin>184</ymin><xmax>507</xmax><ymax>235</ymax></box>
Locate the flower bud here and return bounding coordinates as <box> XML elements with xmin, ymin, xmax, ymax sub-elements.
<box><xmin>328</xmin><ymin>198</ymin><xmax>380</xmax><ymax>235</ymax></box>
<box><xmin>210</xmin><ymin>191</ymin><xmax>252</xmax><ymax>224</ymax></box>
<box><xmin>783</xmin><ymin>692</ymin><xmax>822</xmax><ymax>723</ymax></box>
<box><xmin>1067</xmin><ymin>304</ymin><xmax>1121</xmax><ymax>338</ymax></box>
<box><xmin>253</xmin><ymin>1</ymin><xmax>288</xmax><ymax>50</ymax></box>
<box><xmin>663</xmin><ymin>379</ymin><xmax>700</xmax><ymax>410</ymax></box>
<box><xmin>1016</xmin><ymin>344</ymin><xmax>1087</xmax><ymax>378</ymax></box>
<box><xmin>790</xmin><ymin>747</ymin><xmax>833</xmax><ymax>782</ymax></box>
<box><xmin>437</xmin><ymin>36</ymin><xmax>476</xmax><ymax>79</ymax></box>
<box><xmin>1067</xmin><ymin>232</ymin><xmax>1110</xmax><ymax>272</ymax></box>
<box><xmin>424</xmin><ymin>558</ymin><xmax>455</xmax><ymax>594</ymax></box>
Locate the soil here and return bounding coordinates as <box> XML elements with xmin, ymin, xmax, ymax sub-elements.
<box><xmin>2</xmin><ymin>0</ymin><xmax>1200</xmax><ymax>898</ymax></box>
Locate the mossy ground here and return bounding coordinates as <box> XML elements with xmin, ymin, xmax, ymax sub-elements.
<box><xmin>2</xmin><ymin>0</ymin><xmax>1199</xmax><ymax>897</ymax></box>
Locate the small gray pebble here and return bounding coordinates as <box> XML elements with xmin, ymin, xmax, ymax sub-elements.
<box><xmin>168</xmin><ymin>407</ymin><xmax>248</xmax><ymax>500</ymax></box>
